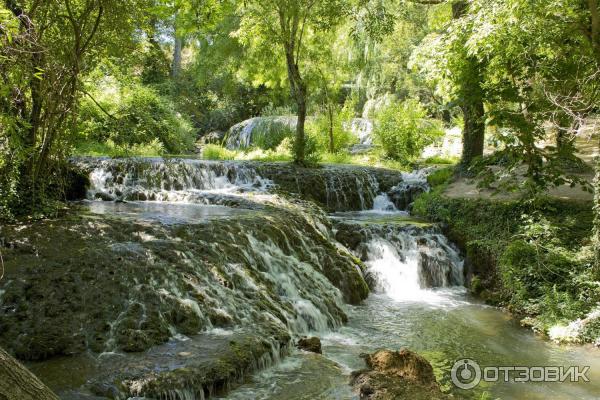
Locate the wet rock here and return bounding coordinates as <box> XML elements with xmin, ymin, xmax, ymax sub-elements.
<box><xmin>351</xmin><ymin>349</ymin><xmax>449</xmax><ymax>400</ymax></box>
<box><xmin>0</xmin><ymin>203</ymin><xmax>364</xmax><ymax>360</ymax></box>
<box><xmin>196</xmin><ymin>131</ymin><xmax>225</xmax><ymax>149</ymax></box>
<box><xmin>64</xmin><ymin>165</ymin><xmax>91</xmax><ymax>201</ymax></box>
<box><xmin>252</xmin><ymin>163</ymin><xmax>403</xmax><ymax>212</ymax></box>
<box><xmin>387</xmin><ymin>183</ymin><xmax>427</xmax><ymax>211</ymax></box>
<box><xmin>297</xmin><ymin>336</ymin><xmax>322</xmax><ymax>354</ymax></box>
<box><xmin>418</xmin><ymin>251</ymin><xmax>454</xmax><ymax>288</ymax></box>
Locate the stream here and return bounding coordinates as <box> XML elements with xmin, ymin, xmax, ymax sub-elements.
<box><xmin>6</xmin><ymin>158</ymin><xmax>600</xmax><ymax>399</ymax></box>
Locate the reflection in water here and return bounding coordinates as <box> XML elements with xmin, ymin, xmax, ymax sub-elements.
<box><xmin>85</xmin><ymin>200</ymin><xmax>254</xmax><ymax>225</ymax></box>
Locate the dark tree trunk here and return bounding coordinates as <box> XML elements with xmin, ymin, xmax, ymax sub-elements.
<box><xmin>460</xmin><ymin>100</ymin><xmax>485</xmax><ymax>166</ymax></box>
<box><xmin>594</xmin><ymin>154</ymin><xmax>600</xmax><ymax>278</ymax></box>
<box><xmin>0</xmin><ymin>346</ymin><xmax>59</xmax><ymax>400</ymax></box>
<box><xmin>295</xmin><ymin>86</ymin><xmax>307</xmax><ymax>163</ymax></box>
<box><xmin>453</xmin><ymin>0</ymin><xmax>486</xmax><ymax>167</ymax></box>
<box><xmin>283</xmin><ymin>45</ymin><xmax>307</xmax><ymax>164</ymax></box>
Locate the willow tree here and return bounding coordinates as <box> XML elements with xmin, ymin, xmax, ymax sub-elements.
<box><xmin>238</xmin><ymin>0</ymin><xmax>347</xmax><ymax>164</ymax></box>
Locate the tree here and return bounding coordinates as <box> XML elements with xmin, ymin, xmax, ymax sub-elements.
<box><xmin>237</xmin><ymin>0</ymin><xmax>347</xmax><ymax>164</ymax></box>
<box><xmin>409</xmin><ymin>0</ymin><xmax>486</xmax><ymax>167</ymax></box>
<box><xmin>0</xmin><ymin>346</ymin><xmax>59</xmax><ymax>400</ymax></box>
<box><xmin>0</xmin><ymin>0</ymin><xmax>145</xmax><ymax>213</ymax></box>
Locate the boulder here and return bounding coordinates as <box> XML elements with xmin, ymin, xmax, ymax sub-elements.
<box><xmin>351</xmin><ymin>349</ymin><xmax>450</xmax><ymax>400</ymax></box>
<box><xmin>297</xmin><ymin>337</ymin><xmax>322</xmax><ymax>354</ymax></box>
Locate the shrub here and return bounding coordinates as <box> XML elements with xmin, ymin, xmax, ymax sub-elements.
<box><xmin>252</xmin><ymin>118</ymin><xmax>295</xmax><ymax>150</ymax></box>
<box><xmin>77</xmin><ymin>84</ymin><xmax>195</xmax><ymax>155</ymax></box>
<box><xmin>202</xmin><ymin>144</ymin><xmax>237</xmax><ymax>160</ymax></box>
<box><xmin>373</xmin><ymin>99</ymin><xmax>444</xmax><ymax>163</ymax></box>
<box><xmin>427</xmin><ymin>167</ymin><xmax>454</xmax><ymax>187</ymax></box>
<box><xmin>307</xmin><ymin>97</ymin><xmax>358</xmax><ymax>154</ymax></box>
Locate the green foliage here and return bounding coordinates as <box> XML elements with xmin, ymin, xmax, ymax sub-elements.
<box><xmin>0</xmin><ymin>0</ymin><xmax>148</xmax><ymax>217</ymax></box>
<box><xmin>500</xmin><ymin>240</ymin><xmax>572</xmax><ymax>301</ymax></box>
<box><xmin>202</xmin><ymin>144</ymin><xmax>237</xmax><ymax>161</ymax></box>
<box><xmin>248</xmin><ymin>118</ymin><xmax>295</xmax><ymax>150</ymax></box>
<box><xmin>423</xmin><ymin>155</ymin><xmax>459</xmax><ymax>165</ymax></box>
<box><xmin>414</xmin><ymin>193</ymin><xmax>598</xmax><ymax>337</ymax></box>
<box><xmin>580</xmin><ymin>316</ymin><xmax>600</xmax><ymax>344</ymax></box>
<box><xmin>307</xmin><ymin>97</ymin><xmax>358</xmax><ymax>153</ymax></box>
<box><xmin>76</xmin><ymin>85</ymin><xmax>194</xmax><ymax>154</ymax></box>
<box><xmin>201</xmin><ymin>141</ymin><xmax>293</xmax><ymax>162</ymax></box>
<box><xmin>374</xmin><ymin>99</ymin><xmax>444</xmax><ymax>163</ymax></box>
<box><xmin>426</xmin><ymin>167</ymin><xmax>454</xmax><ymax>188</ymax></box>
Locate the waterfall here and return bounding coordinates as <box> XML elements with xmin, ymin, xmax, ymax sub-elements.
<box><xmin>363</xmin><ymin>229</ymin><xmax>464</xmax><ymax>302</ymax></box>
<box><xmin>80</xmin><ymin>158</ymin><xmax>273</xmax><ymax>204</ymax></box>
<box><xmin>77</xmin><ymin>157</ymin><xmax>402</xmax><ymax>212</ymax></box>
<box><xmin>224</xmin><ymin>116</ymin><xmax>297</xmax><ymax>149</ymax></box>
<box><xmin>335</xmin><ymin>166</ymin><xmax>464</xmax><ymax>303</ymax></box>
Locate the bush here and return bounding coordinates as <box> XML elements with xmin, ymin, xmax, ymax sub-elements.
<box><xmin>307</xmin><ymin>97</ymin><xmax>358</xmax><ymax>154</ymax></box>
<box><xmin>202</xmin><ymin>144</ymin><xmax>237</xmax><ymax>160</ymax></box>
<box><xmin>373</xmin><ymin>99</ymin><xmax>444</xmax><ymax>163</ymax></box>
<box><xmin>76</xmin><ymin>84</ymin><xmax>195</xmax><ymax>155</ymax></box>
<box><xmin>413</xmin><ymin>193</ymin><xmax>598</xmax><ymax>337</ymax></box>
<box><xmin>252</xmin><ymin>118</ymin><xmax>295</xmax><ymax>150</ymax></box>
<box><xmin>427</xmin><ymin>167</ymin><xmax>454</xmax><ymax>187</ymax></box>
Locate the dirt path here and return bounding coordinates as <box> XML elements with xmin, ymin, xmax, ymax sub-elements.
<box><xmin>443</xmin><ymin>134</ymin><xmax>598</xmax><ymax>202</ymax></box>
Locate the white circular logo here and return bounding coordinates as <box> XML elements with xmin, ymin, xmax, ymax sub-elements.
<box><xmin>451</xmin><ymin>358</ymin><xmax>482</xmax><ymax>390</ymax></box>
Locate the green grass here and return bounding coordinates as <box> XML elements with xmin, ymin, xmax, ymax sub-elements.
<box><xmin>422</xmin><ymin>155</ymin><xmax>459</xmax><ymax>165</ymax></box>
<box><xmin>73</xmin><ymin>139</ymin><xmax>165</xmax><ymax>157</ymax></box>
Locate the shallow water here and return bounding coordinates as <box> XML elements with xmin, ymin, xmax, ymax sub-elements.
<box><xmin>21</xmin><ymin>160</ymin><xmax>600</xmax><ymax>400</ymax></box>
<box><xmin>84</xmin><ymin>200</ymin><xmax>255</xmax><ymax>225</ymax></box>
<box><xmin>222</xmin><ymin>290</ymin><xmax>600</xmax><ymax>400</ymax></box>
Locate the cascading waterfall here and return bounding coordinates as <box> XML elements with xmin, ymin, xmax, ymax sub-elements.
<box><xmin>80</xmin><ymin>158</ymin><xmax>274</xmax><ymax>204</ymax></box>
<box><xmin>335</xmin><ymin>167</ymin><xmax>464</xmax><ymax>303</ymax></box>
<box><xmin>363</xmin><ymin>229</ymin><xmax>464</xmax><ymax>302</ymax></box>
<box><xmin>63</xmin><ymin>157</ymin><xmax>465</xmax><ymax>399</ymax></box>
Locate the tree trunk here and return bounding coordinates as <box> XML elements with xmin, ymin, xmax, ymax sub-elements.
<box><xmin>594</xmin><ymin>154</ymin><xmax>600</xmax><ymax>278</ymax></box>
<box><xmin>295</xmin><ymin>87</ymin><xmax>307</xmax><ymax>163</ymax></box>
<box><xmin>453</xmin><ymin>0</ymin><xmax>486</xmax><ymax>167</ymax></box>
<box><xmin>0</xmin><ymin>346</ymin><xmax>59</xmax><ymax>400</ymax></box>
<box><xmin>171</xmin><ymin>34</ymin><xmax>183</xmax><ymax>78</ymax></box>
<box><xmin>460</xmin><ymin>100</ymin><xmax>485</xmax><ymax>166</ymax></box>
<box><xmin>328</xmin><ymin>104</ymin><xmax>334</xmax><ymax>153</ymax></box>
<box><xmin>283</xmin><ymin>44</ymin><xmax>307</xmax><ymax>164</ymax></box>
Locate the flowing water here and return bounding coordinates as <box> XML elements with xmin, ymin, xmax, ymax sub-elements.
<box><xmin>20</xmin><ymin>158</ymin><xmax>600</xmax><ymax>399</ymax></box>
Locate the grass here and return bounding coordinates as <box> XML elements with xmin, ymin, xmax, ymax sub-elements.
<box><xmin>422</xmin><ymin>155</ymin><xmax>459</xmax><ymax>165</ymax></box>
<box><xmin>77</xmin><ymin>141</ymin><xmax>453</xmax><ymax>173</ymax></box>
<box><xmin>200</xmin><ymin>144</ymin><xmax>414</xmax><ymax>171</ymax></box>
<box><xmin>73</xmin><ymin>139</ymin><xmax>165</xmax><ymax>157</ymax></box>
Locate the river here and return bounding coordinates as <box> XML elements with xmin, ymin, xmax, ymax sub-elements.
<box><xmin>8</xmin><ymin>158</ymin><xmax>599</xmax><ymax>399</ymax></box>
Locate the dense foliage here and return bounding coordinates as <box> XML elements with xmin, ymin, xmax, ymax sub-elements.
<box><xmin>1</xmin><ymin>0</ymin><xmax>599</xmax><ymax>287</ymax></box>
<box><xmin>374</xmin><ymin>99</ymin><xmax>444</xmax><ymax>162</ymax></box>
<box><xmin>414</xmin><ymin>175</ymin><xmax>597</xmax><ymax>339</ymax></box>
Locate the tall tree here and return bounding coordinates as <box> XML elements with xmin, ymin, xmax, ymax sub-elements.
<box><xmin>410</xmin><ymin>0</ymin><xmax>485</xmax><ymax>167</ymax></box>
<box><xmin>238</xmin><ymin>0</ymin><xmax>346</xmax><ymax>164</ymax></box>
